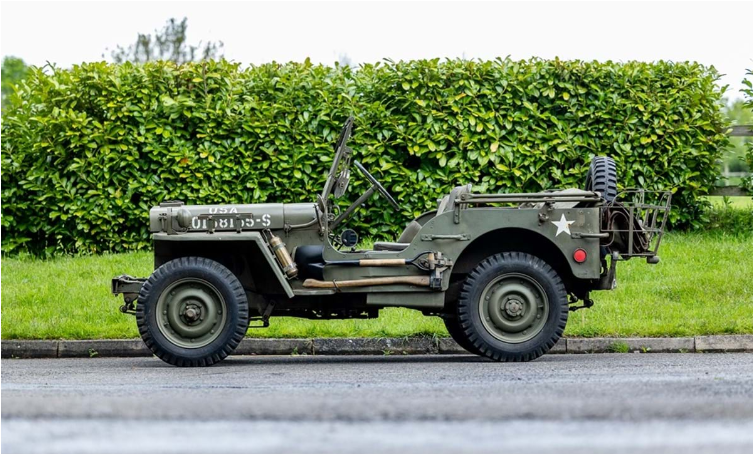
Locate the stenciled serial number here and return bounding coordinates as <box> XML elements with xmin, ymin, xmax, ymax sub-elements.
<box><xmin>191</xmin><ymin>213</ymin><xmax>271</xmax><ymax>230</ymax></box>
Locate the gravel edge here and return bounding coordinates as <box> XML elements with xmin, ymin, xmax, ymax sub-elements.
<box><xmin>3</xmin><ymin>335</ymin><xmax>753</xmax><ymax>358</ymax></box>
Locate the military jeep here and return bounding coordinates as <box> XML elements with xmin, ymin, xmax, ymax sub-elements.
<box><xmin>113</xmin><ymin>116</ymin><xmax>671</xmax><ymax>366</ymax></box>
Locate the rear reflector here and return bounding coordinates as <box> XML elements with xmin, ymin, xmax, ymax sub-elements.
<box><xmin>573</xmin><ymin>248</ymin><xmax>587</xmax><ymax>263</ymax></box>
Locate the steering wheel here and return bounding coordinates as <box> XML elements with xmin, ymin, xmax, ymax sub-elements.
<box><xmin>354</xmin><ymin>161</ymin><xmax>400</xmax><ymax>210</ymax></box>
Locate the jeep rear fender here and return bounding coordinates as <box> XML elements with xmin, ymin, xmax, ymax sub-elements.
<box><xmin>152</xmin><ymin>232</ymin><xmax>294</xmax><ymax>298</ymax></box>
<box><xmin>452</xmin><ymin>228</ymin><xmax>582</xmax><ymax>286</ymax></box>
<box><xmin>416</xmin><ymin>208</ymin><xmax>602</xmax><ymax>285</ymax></box>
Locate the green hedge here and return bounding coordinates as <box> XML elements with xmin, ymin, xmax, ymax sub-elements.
<box><xmin>743</xmin><ymin>69</ymin><xmax>753</xmax><ymax>190</ymax></box>
<box><xmin>1</xmin><ymin>58</ymin><xmax>729</xmax><ymax>255</ymax></box>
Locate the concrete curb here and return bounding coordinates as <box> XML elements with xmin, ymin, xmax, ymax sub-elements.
<box><xmin>567</xmin><ymin>337</ymin><xmax>695</xmax><ymax>354</ymax></box>
<box><xmin>3</xmin><ymin>335</ymin><xmax>753</xmax><ymax>359</ymax></box>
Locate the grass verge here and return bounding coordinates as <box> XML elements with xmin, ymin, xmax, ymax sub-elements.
<box><xmin>2</xmin><ymin>232</ymin><xmax>752</xmax><ymax>339</ymax></box>
<box><xmin>705</xmin><ymin>196</ymin><xmax>752</xmax><ymax>209</ymax></box>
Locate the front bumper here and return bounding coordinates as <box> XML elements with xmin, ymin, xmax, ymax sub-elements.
<box><xmin>111</xmin><ymin>274</ymin><xmax>146</xmax><ymax>315</ymax></box>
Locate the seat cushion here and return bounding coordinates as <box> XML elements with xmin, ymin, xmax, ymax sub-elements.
<box><xmin>397</xmin><ymin>220</ymin><xmax>422</xmax><ymax>243</ymax></box>
<box><xmin>372</xmin><ymin>185</ymin><xmax>470</xmax><ymax>253</ymax></box>
<box><xmin>437</xmin><ymin>184</ymin><xmax>472</xmax><ymax>214</ymax></box>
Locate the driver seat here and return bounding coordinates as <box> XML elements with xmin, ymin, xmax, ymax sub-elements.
<box><xmin>373</xmin><ymin>184</ymin><xmax>472</xmax><ymax>251</ymax></box>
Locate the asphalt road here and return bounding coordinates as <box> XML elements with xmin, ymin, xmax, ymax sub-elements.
<box><xmin>3</xmin><ymin>353</ymin><xmax>753</xmax><ymax>454</ymax></box>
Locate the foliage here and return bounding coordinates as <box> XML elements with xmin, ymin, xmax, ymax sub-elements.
<box><xmin>608</xmin><ymin>341</ymin><xmax>630</xmax><ymax>353</ymax></box>
<box><xmin>741</xmin><ymin>69</ymin><xmax>753</xmax><ymax>191</ymax></box>
<box><xmin>705</xmin><ymin>197</ymin><xmax>753</xmax><ymax>236</ymax></box>
<box><xmin>107</xmin><ymin>17</ymin><xmax>223</xmax><ymax>64</ymax></box>
<box><xmin>3</xmin><ymin>233</ymin><xmax>752</xmax><ymax>339</ymax></box>
<box><xmin>720</xmin><ymin>99</ymin><xmax>752</xmax><ymax>175</ymax></box>
<box><xmin>1</xmin><ymin>56</ymin><xmax>29</xmax><ymax>109</ymax></box>
<box><xmin>1</xmin><ymin>58</ymin><xmax>729</xmax><ymax>255</ymax></box>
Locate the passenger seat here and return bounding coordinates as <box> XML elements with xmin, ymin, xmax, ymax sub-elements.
<box><xmin>373</xmin><ymin>184</ymin><xmax>472</xmax><ymax>251</ymax></box>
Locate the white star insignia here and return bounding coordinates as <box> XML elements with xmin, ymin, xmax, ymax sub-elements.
<box><xmin>552</xmin><ymin>214</ymin><xmax>575</xmax><ymax>237</ymax></box>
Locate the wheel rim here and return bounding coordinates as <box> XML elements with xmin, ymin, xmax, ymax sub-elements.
<box><xmin>478</xmin><ymin>273</ymin><xmax>549</xmax><ymax>344</ymax></box>
<box><xmin>156</xmin><ymin>278</ymin><xmax>227</xmax><ymax>349</ymax></box>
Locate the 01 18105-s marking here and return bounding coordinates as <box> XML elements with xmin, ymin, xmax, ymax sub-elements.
<box><xmin>190</xmin><ymin>213</ymin><xmax>271</xmax><ymax>230</ymax></box>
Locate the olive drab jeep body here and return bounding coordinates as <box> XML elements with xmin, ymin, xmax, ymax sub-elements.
<box><xmin>113</xmin><ymin>117</ymin><xmax>671</xmax><ymax>367</ymax></box>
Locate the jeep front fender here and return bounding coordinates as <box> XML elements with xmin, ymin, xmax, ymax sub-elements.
<box><xmin>152</xmin><ymin>231</ymin><xmax>294</xmax><ymax>298</ymax></box>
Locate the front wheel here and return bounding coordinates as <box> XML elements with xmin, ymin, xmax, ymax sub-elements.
<box><xmin>457</xmin><ymin>252</ymin><xmax>568</xmax><ymax>362</ymax></box>
<box><xmin>136</xmin><ymin>257</ymin><xmax>249</xmax><ymax>367</ymax></box>
<box><xmin>443</xmin><ymin>316</ymin><xmax>482</xmax><ymax>355</ymax></box>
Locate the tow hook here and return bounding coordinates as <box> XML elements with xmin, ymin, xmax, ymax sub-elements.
<box><xmin>120</xmin><ymin>299</ymin><xmax>137</xmax><ymax>316</ymax></box>
<box><xmin>112</xmin><ymin>274</ymin><xmax>146</xmax><ymax>316</ymax></box>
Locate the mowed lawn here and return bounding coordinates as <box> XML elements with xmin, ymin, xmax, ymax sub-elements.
<box><xmin>2</xmin><ymin>232</ymin><xmax>752</xmax><ymax>340</ymax></box>
<box><xmin>705</xmin><ymin>196</ymin><xmax>753</xmax><ymax>209</ymax></box>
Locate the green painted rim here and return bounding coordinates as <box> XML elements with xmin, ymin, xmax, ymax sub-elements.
<box><xmin>478</xmin><ymin>272</ymin><xmax>549</xmax><ymax>344</ymax></box>
<box><xmin>156</xmin><ymin>278</ymin><xmax>227</xmax><ymax>349</ymax></box>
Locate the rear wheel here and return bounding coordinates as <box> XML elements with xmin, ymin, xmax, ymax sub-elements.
<box><xmin>136</xmin><ymin>257</ymin><xmax>249</xmax><ymax>367</ymax></box>
<box><xmin>457</xmin><ymin>252</ymin><xmax>568</xmax><ymax>362</ymax></box>
<box><xmin>585</xmin><ymin>156</ymin><xmax>618</xmax><ymax>202</ymax></box>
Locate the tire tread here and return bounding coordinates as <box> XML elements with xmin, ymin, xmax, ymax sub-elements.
<box><xmin>585</xmin><ymin>156</ymin><xmax>618</xmax><ymax>202</ymax></box>
<box><xmin>457</xmin><ymin>252</ymin><xmax>568</xmax><ymax>362</ymax></box>
<box><xmin>136</xmin><ymin>256</ymin><xmax>248</xmax><ymax>367</ymax></box>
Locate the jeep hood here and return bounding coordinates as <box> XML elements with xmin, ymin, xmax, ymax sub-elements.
<box><xmin>149</xmin><ymin>202</ymin><xmax>317</xmax><ymax>234</ymax></box>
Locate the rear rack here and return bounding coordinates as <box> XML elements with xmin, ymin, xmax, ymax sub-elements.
<box><xmin>601</xmin><ymin>190</ymin><xmax>672</xmax><ymax>260</ymax></box>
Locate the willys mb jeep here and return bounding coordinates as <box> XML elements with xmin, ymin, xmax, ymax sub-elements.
<box><xmin>113</xmin><ymin>117</ymin><xmax>671</xmax><ymax>367</ymax></box>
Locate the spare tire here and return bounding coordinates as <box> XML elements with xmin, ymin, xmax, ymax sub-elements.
<box><xmin>585</xmin><ymin>156</ymin><xmax>618</xmax><ymax>202</ymax></box>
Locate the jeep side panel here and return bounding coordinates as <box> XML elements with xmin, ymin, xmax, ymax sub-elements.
<box><xmin>317</xmin><ymin>207</ymin><xmax>602</xmax><ymax>296</ymax></box>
